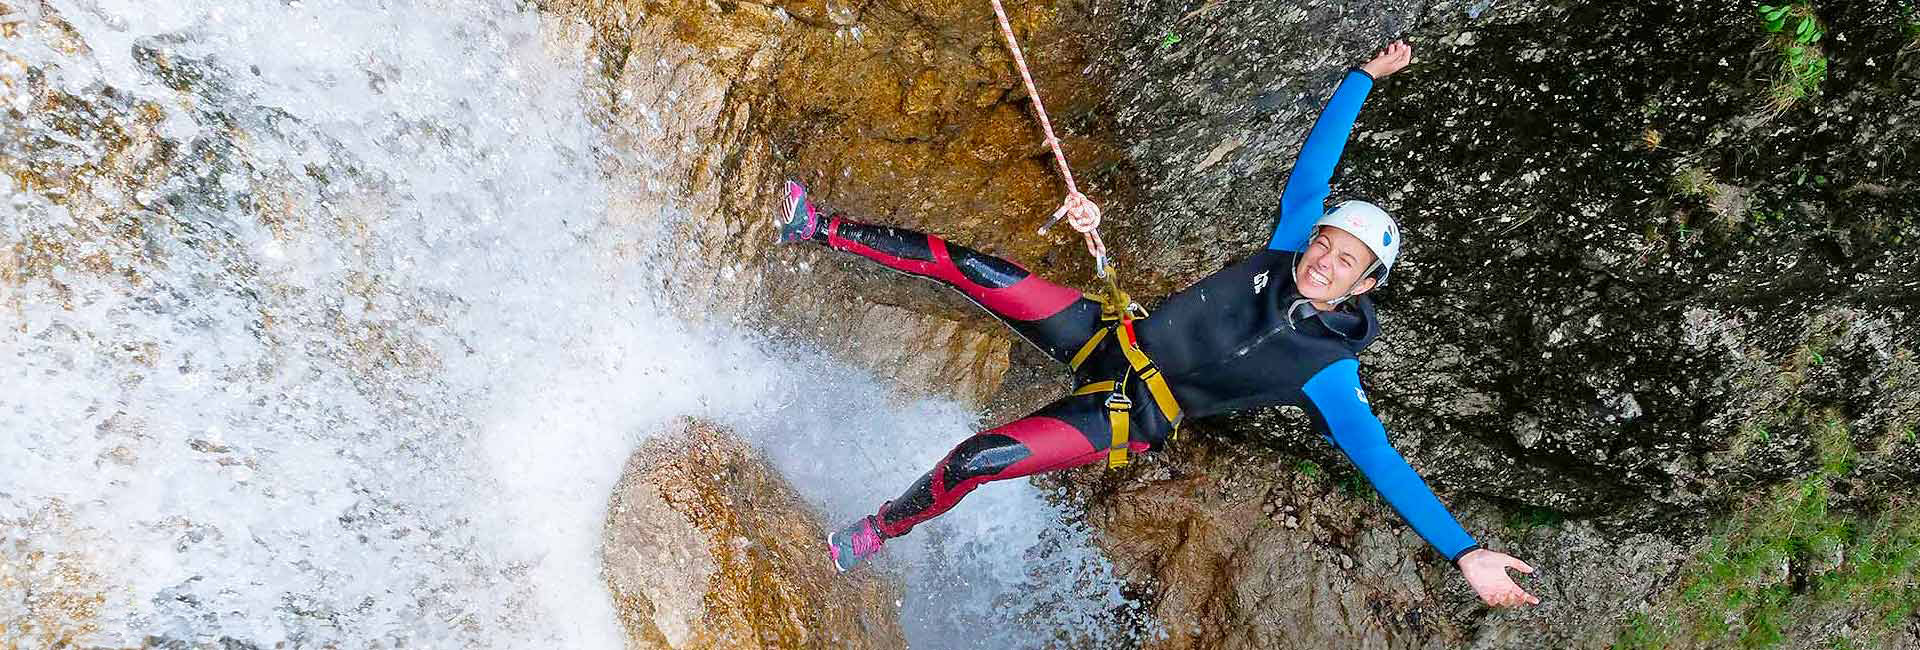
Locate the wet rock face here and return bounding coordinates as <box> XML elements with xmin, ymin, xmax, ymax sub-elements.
<box><xmin>1097</xmin><ymin>0</ymin><xmax>1918</xmax><ymax>513</ymax></box>
<box><xmin>1075</xmin><ymin>0</ymin><xmax>1920</xmax><ymax>647</ymax></box>
<box><xmin>601</xmin><ymin>420</ymin><xmax>904</xmax><ymax>649</ymax></box>
<box><xmin>547</xmin><ymin>0</ymin><xmax>1115</xmax><ymax>405</ymax></box>
<box><xmin>567</xmin><ymin>0</ymin><xmax>1920</xmax><ymax>646</ymax></box>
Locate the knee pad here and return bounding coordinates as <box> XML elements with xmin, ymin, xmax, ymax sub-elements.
<box><xmin>837</xmin><ymin>222</ymin><xmax>934</xmax><ymax>261</ymax></box>
<box><xmin>941</xmin><ymin>433</ymin><xmax>1031</xmax><ymax>492</ymax></box>
<box><xmin>948</xmin><ymin>244</ymin><xmax>1030</xmax><ymax>289</ymax></box>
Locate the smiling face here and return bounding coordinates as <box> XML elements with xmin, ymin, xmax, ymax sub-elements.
<box><xmin>1292</xmin><ymin>226</ymin><xmax>1379</xmax><ymax>305</ymax></box>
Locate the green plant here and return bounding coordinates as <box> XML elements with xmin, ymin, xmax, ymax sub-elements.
<box><xmin>1158</xmin><ymin>31</ymin><xmax>1181</xmax><ymax>49</ymax></box>
<box><xmin>1338</xmin><ymin>472</ymin><xmax>1378</xmax><ymax>502</ymax></box>
<box><xmin>1506</xmin><ymin>504</ymin><xmax>1566</xmax><ymax>535</ymax></box>
<box><xmin>1756</xmin><ymin>3</ymin><xmax>1828</xmax><ymax>111</ymax></box>
<box><xmin>1672</xmin><ymin>164</ymin><xmax>1720</xmax><ymax>200</ymax></box>
<box><xmin>1294</xmin><ymin>459</ymin><xmax>1322</xmax><ymax>478</ymax></box>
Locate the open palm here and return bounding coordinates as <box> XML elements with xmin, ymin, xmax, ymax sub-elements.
<box><xmin>1457</xmin><ymin>548</ymin><xmax>1541</xmax><ymax>607</ymax></box>
<box><xmin>1360</xmin><ymin>40</ymin><xmax>1413</xmax><ymax>79</ymax></box>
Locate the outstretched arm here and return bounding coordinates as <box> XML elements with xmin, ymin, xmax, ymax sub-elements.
<box><xmin>1268</xmin><ymin>41</ymin><xmax>1413</xmax><ymax>251</ymax></box>
<box><xmin>1301</xmin><ymin>360</ymin><xmax>1541</xmax><ymax>607</ymax></box>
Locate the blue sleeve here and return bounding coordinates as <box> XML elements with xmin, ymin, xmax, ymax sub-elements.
<box><xmin>1301</xmin><ymin>360</ymin><xmax>1481</xmax><ymax>562</ymax></box>
<box><xmin>1267</xmin><ymin>69</ymin><xmax>1376</xmax><ymax>251</ymax></box>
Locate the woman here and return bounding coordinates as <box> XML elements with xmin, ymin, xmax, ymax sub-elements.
<box><xmin>782</xmin><ymin>41</ymin><xmax>1539</xmax><ymax>608</ymax></box>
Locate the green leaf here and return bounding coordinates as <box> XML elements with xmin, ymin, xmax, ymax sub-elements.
<box><xmin>1767</xmin><ymin>16</ymin><xmax>1787</xmax><ymax>32</ymax></box>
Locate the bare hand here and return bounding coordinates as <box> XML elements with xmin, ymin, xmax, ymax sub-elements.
<box><xmin>1457</xmin><ymin>548</ymin><xmax>1541</xmax><ymax>608</ymax></box>
<box><xmin>1360</xmin><ymin>40</ymin><xmax>1413</xmax><ymax>79</ymax></box>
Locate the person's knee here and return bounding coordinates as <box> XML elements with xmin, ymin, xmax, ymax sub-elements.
<box><xmin>941</xmin><ymin>433</ymin><xmax>1031</xmax><ymax>491</ymax></box>
<box><xmin>948</xmin><ymin>244</ymin><xmax>1029</xmax><ymax>289</ymax></box>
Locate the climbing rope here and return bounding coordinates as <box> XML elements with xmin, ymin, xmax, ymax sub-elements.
<box><xmin>989</xmin><ymin>1</ymin><xmax>1182</xmax><ymax>467</ymax></box>
<box><xmin>988</xmin><ymin>0</ymin><xmax>1147</xmax><ymax>355</ymax></box>
<box><xmin>986</xmin><ymin>0</ymin><xmax>1109</xmax><ymax>270</ymax></box>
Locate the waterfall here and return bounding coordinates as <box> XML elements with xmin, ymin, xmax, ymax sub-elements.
<box><xmin>1</xmin><ymin>0</ymin><xmax>1138</xmax><ymax>647</ymax></box>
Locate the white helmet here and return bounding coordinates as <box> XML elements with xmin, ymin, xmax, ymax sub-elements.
<box><xmin>1312</xmin><ymin>200</ymin><xmax>1402</xmax><ymax>286</ymax></box>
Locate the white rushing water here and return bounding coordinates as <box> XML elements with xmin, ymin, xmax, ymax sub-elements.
<box><xmin>0</xmin><ymin>1</ymin><xmax>1138</xmax><ymax>648</ymax></box>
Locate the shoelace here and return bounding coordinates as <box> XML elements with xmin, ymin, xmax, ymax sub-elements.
<box><xmin>851</xmin><ymin>520</ymin><xmax>885</xmax><ymax>555</ymax></box>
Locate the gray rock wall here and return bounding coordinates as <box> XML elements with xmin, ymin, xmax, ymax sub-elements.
<box><xmin>1063</xmin><ymin>0</ymin><xmax>1920</xmax><ymax>647</ymax></box>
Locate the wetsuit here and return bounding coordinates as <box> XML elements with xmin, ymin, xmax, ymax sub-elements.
<box><xmin>818</xmin><ymin>68</ymin><xmax>1480</xmax><ymax>563</ymax></box>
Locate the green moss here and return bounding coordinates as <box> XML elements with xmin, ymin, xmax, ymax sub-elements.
<box><xmin>1612</xmin><ymin>612</ymin><xmax>1669</xmax><ymax>650</ymax></box>
<box><xmin>1614</xmin><ymin>412</ymin><xmax>1920</xmax><ymax>648</ymax></box>
<box><xmin>1904</xmin><ymin>2</ymin><xmax>1920</xmax><ymax>42</ymax></box>
<box><xmin>1338</xmin><ymin>471</ymin><xmax>1379</xmax><ymax>502</ymax></box>
<box><xmin>1294</xmin><ymin>459</ymin><xmax>1322</xmax><ymax>479</ymax></box>
<box><xmin>1506</xmin><ymin>504</ymin><xmax>1567</xmax><ymax>536</ymax></box>
<box><xmin>1812</xmin><ymin>417</ymin><xmax>1855</xmax><ymax>477</ymax></box>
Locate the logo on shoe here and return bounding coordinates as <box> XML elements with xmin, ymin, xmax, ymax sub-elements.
<box><xmin>1252</xmin><ymin>270</ymin><xmax>1269</xmax><ymax>294</ymax></box>
<box><xmin>1355</xmin><ymin>387</ymin><xmax>1370</xmax><ymax>404</ymax></box>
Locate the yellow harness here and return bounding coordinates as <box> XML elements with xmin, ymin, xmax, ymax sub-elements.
<box><xmin>1068</xmin><ymin>267</ymin><xmax>1183</xmax><ymax>468</ymax></box>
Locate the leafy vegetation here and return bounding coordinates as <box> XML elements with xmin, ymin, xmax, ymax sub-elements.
<box><xmin>1755</xmin><ymin>3</ymin><xmax>1828</xmax><ymax>112</ymax></box>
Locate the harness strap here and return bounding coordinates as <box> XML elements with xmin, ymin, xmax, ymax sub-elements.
<box><xmin>1071</xmin><ymin>274</ymin><xmax>1185</xmax><ymax>468</ymax></box>
<box><xmin>1073</xmin><ymin>380</ymin><xmax>1117</xmax><ymax>396</ymax></box>
<box><xmin>1069</xmin><ymin>327</ymin><xmax>1108</xmax><ymax>370</ymax></box>
<box><xmin>1117</xmin><ymin>337</ymin><xmax>1183</xmax><ymax>432</ymax></box>
<box><xmin>1105</xmin><ymin>385</ymin><xmax>1133</xmax><ymax>468</ymax></box>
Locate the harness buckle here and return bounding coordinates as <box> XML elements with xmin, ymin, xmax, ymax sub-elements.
<box><xmin>1126</xmin><ymin>302</ymin><xmax>1150</xmax><ymax>321</ymax></box>
<box><xmin>1104</xmin><ymin>391</ymin><xmax>1133</xmax><ymax>409</ymax></box>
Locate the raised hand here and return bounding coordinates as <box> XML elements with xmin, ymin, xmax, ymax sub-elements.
<box><xmin>1457</xmin><ymin>548</ymin><xmax>1542</xmax><ymax>608</ymax></box>
<box><xmin>1360</xmin><ymin>40</ymin><xmax>1413</xmax><ymax>79</ymax></box>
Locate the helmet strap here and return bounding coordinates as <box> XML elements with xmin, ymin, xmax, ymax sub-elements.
<box><xmin>1326</xmin><ymin>260</ymin><xmax>1382</xmax><ymax>306</ymax></box>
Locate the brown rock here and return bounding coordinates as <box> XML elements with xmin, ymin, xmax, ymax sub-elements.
<box><xmin>549</xmin><ymin>0</ymin><xmax>1105</xmax><ymax>410</ymax></box>
<box><xmin>601</xmin><ymin>419</ymin><xmax>905</xmax><ymax>649</ymax></box>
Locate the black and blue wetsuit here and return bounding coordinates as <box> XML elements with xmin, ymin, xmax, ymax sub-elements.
<box><xmin>806</xmin><ymin>68</ymin><xmax>1479</xmax><ymax>563</ymax></box>
<box><xmin>1136</xmin><ymin>68</ymin><xmax>1480</xmax><ymax>561</ymax></box>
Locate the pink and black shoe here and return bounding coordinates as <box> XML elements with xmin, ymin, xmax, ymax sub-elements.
<box><xmin>777</xmin><ymin>180</ymin><xmax>824</xmax><ymax>244</ymax></box>
<box><xmin>826</xmin><ymin>515</ymin><xmax>886</xmax><ymax>572</ymax></box>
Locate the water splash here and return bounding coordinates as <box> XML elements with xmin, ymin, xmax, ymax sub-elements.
<box><xmin>0</xmin><ymin>0</ymin><xmax>1138</xmax><ymax>647</ymax></box>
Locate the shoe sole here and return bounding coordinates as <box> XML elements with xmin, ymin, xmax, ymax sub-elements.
<box><xmin>779</xmin><ymin>181</ymin><xmax>809</xmax><ymax>244</ymax></box>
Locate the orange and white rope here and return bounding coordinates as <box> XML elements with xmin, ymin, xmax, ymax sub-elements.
<box><xmin>987</xmin><ymin>0</ymin><xmax>1108</xmax><ymax>266</ymax></box>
